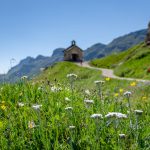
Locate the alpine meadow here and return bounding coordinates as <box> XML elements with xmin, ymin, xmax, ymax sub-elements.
<box><xmin>0</xmin><ymin>61</ymin><xmax>150</xmax><ymax>149</ymax></box>
<box><xmin>0</xmin><ymin>1</ymin><xmax>150</xmax><ymax>149</ymax></box>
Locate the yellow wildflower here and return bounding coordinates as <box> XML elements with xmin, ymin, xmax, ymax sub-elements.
<box><xmin>130</xmin><ymin>82</ymin><xmax>136</xmax><ymax>87</ymax></box>
<box><xmin>142</xmin><ymin>96</ymin><xmax>147</xmax><ymax>100</ymax></box>
<box><xmin>105</xmin><ymin>77</ymin><xmax>111</xmax><ymax>81</ymax></box>
<box><xmin>119</xmin><ymin>89</ymin><xmax>124</xmax><ymax>93</ymax></box>
<box><xmin>1</xmin><ymin>105</ymin><xmax>6</xmax><ymax>110</ymax></box>
<box><xmin>114</xmin><ymin>93</ymin><xmax>119</xmax><ymax>97</ymax></box>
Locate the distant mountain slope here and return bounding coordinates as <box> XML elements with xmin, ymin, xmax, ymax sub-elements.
<box><xmin>104</xmin><ymin>29</ymin><xmax>147</xmax><ymax>54</ymax></box>
<box><xmin>84</xmin><ymin>43</ymin><xmax>106</xmax><ymax>60</ymax></box>
<box><xmin>0</xmin><ymin>48</ymin><xmax>64</xmax><ymax>83</ymax></box>
<box><xmin>84</xmin><ymin>29</ymin><xmax>147</xmax><ymax>60</ymax></box>
<box><xmin>91</xmin><ymin>43</ymin><xmax>150</xmax><ymax>79</ymax></box>
<box><xmin>0</xmin><ymin>29</ymin><xmax>147</xmax><ymax>83</ymax></box>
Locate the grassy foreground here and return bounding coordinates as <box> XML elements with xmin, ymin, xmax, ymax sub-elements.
<box><xmin>91</xmin><ymin>43</ymin><xmax>150</xmax><ymax>79</ymax></box>
<box><xmin>0</xmin><ymin>62</ymin><xmax>149</xmax><ymax>149</ymax></box>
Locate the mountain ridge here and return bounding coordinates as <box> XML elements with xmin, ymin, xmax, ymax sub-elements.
<box><xmin>91</xmin><ymin>42</ymin><xmax>150</xmax><ymax>79</ymax></box>
<box><xmin>0</xmin><ymin>29</ymin><xmax>147</xmax><ymax>83</ymax></box>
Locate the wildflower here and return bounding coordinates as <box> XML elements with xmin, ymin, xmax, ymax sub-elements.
<box><xmin>91</xmin><ymin>114</ymin><xmax>103</xmax><ymax>119</ymax></box>
<box><xmin>105</xmin><ymin>112</ymin><xmax>127</xmax><ymax>119</ymax></box>
<box><xmin>65</xmin><ymin>107</ymin><xmax>73</xmax><ymax>110</ymax></box>
<box><xmin>114</xmin><ymin>93</ymin><xmax>119</xmax><ymax>97</ymax></box>
<box><xmin>85</xmin><ymin>89</ymin><xmax>90</xmax><ymax>95</ymax></box>
<box><xmin>67</xmin><ymin>74</ymin><xmax>77</xmax><ymax>79</ymax></box>
<box><xmin>119</xmin><ymin>89</ymin><xmax>124</xmax><ymax>93</ymax></box>
<box><xmin>51</xmin><ymin>86</ymin><xmax>62</xmax><ymax>92</ymax></box>
<box><xmin>105</xmin><ymin>77</ymin><xmax>110</xmax><ymax>81</ymax></box>
<box><xmin>130</xmin><ymin>82</ymin><xmax>136</xmax><ymax>87</ymax></box>
<box><xmin>21</xmin><ymin>76</ymin><xmax>28</xmax><ymax>80</ymax></box>
<box><xmin>38</xmin><ymin>86</ymin><xmax>43</xmax><ymax>91</ymax></box>
<box><xmin>134</xmin><ymin>110</ymin><xmax>143</xmax><ymax>115</ymax></box>
<box><xmin>1</xmin><ymin>105</ymin><xmax>6</xmax><ymax>110</ymax></box>
<box><xmin>65</xmin><ymin>97</ymin><xmax>71</xmax><ymax>101</ymax></box>
<box><xmin>19</xmin><ymin>92</ymin><xmax>23</xmax><ymax>96</ymax></box>
<box><xmin>119</xmin><ymin>134</ymin><xmax>126</xmax><ymax>139</ymax></box>
<box><xmin>142</xmin><ymin>96</ymin><xmax>147</xmax><ymax>100</ymax></box>
<box><xmin>69</xmin><ymin>126</ymin><xmax>76</xmax><ymax>129</ymax></box>
<box><xmin>32</xmin><ymin>104</ymin><xmax>42</xmax><ymax>110</ymax></box>
<box><xmin>28</xmin><ymin>121</ymin><xmax>36</xmax><ymax>129</ymax></box>
<box><xmin>94</xmin><ymin>80</ymin><xmax>105</xmax><ymax>85</ymax></box>
<box><xmin>127</xmin><ymin>111</ymin><xmax>130</xmax><ymax>114</ymax></box>
<box><xmin>123</xmin><ymin>91</ymin><xmax>132</xmax><ymax>97</ymax></box>
<box><xmin>84</xmin><ymin>99</ymin><xmax>94</xmax><ymax>104</ymax></box>
<box><xmin>18</xmin><ymin>102</ymin><xmax>25</xmax><ymax>107</ymax></box>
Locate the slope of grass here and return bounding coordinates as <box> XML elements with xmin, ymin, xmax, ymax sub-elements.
<box><xmin>91</xmin><ymin>43</ymin><xmax>150</xmax><ymax>79</ymax></box>
<box><xmin>34</xmin><ymin>61</ymin><xmax>103</xmax><ymax>90</ymax></box>
<box><xmin>0</xmin><ymin>61</ymin><xmax>150</xmax><ymax>149</ymax></box>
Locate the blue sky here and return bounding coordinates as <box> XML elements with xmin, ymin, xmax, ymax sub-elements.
<box><xmin>0</xmin><ymin>0</ymin><xmax>150</xmax><ymax>73</ymax></box>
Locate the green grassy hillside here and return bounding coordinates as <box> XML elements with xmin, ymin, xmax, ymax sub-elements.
<box><xmin>34</xmin><ymin>61</ymin><xmax>102</xmax><ymax>90</ymax></box>
<box><xmin>0</xmin><ymin>61</ymin><xmax>150</xmax><ymax>149</ymax></box>
<box><xmin>91</xmin><ymin>43</ymin><xmax>150</xmax><ymax>79</ymax></box>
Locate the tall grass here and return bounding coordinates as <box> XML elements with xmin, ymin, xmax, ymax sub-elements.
<box><xmin>0</xmin><ymin>70</ymin><xmax>149</xmax><ymax>149</ymax></box>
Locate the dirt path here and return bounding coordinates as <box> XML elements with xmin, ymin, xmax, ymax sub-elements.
<box><xmin>76</xmin><ymin>62</ymin><xmax>150</xmax><ymax>83</ymax></box>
